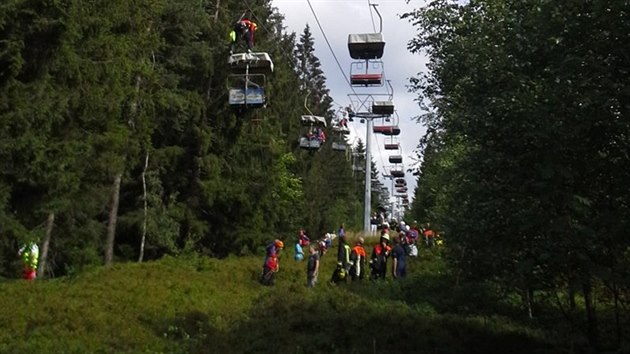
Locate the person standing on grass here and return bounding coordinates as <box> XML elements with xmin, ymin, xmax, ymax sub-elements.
<box><xmin>331</xmin><ymin>235</ymin><xmax>351</xmax><ymax>284</ymax></box>
<box><xmin>294</xmin><ymin>240</ymin><xmax>304</xmax><ymax>261</ymax></box>
<box><xmin>423</xmin><ymin>223</ymin><xmax>435</xmax><ymax>247</ymax></box>
<box><xmin>18</xmin><ymin>241</ymin><xmax>39</xmax><ymax>280</ymax></box>
<box><xmin>306</xmin><ymin>244</ymin><xmax>320</xmax><ymax>287</ymax></box>
<box><xmin>349</xmin><ymin>237</ymin><xmax>367</xmax><ymax>281</ymax></box>
<box><xmin>261</xmin><ymin>239</ymin><xmax>283</xmax><ymax>286</ymax></box>
<box><xmin>392</xmin><ymin>236</ymin><xmax>407</xmax><ymax>279</ymax></box>
<box><xmin>299</xmin><ymin>228</ymin><xmax>310</xmax><ymax>247</ymax></box>
<box><xmin>370</xmin><ymin>232</ymin><xmax>391</xmax><ymax>280</ymax></box>
<box><xmin>337</xmin><ymin>223</ymin><xmax>345</xmax><ymax>241</ymax></box>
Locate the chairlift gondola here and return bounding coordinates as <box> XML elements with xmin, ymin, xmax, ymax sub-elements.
<box><xmin>347</xmin><ymin>3</ymin><xmax>386</xmax><ymax>87</ymax></box>
<box><xmin>299</xmin><ymin>115</ymin><xmax>327</xmax><ymax>151</ymax></box>
<box><xmin>384</xmin><ymin>142</ymin><xmax>400</xmax><ymax>150</ymax></box>
<box><xmin>330</xmin><ymin>109</ymin><xmax>350</xmax><ymax>152</ymax></box>
<box><xmin>227</xmin><ymin>52</ymin><xmax>273</xmax><ymax>108</ymax></box>
<box><xmin>298</xmin><ymin>91</ymin><xmax>328</xmax><ymax>151</ymax></box>
<box><xmin>388</xmin><ymin>155</ymin><xmax>403</xmax><ymax>164</ymax></box>
<box><xmin>373</xmin><ymin>112</ymin><xmax>400</xmax><ymax>135</ymax></box>
<box><xmin>390</xmin><ymin>166</ymin><xmax>405</xmax><ymax>178</ymax></box>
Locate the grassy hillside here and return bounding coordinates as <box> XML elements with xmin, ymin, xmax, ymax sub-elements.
<box><xmin>0</xmin><ymin>237</ymin><xmax>562</xmax><ymax>354</ymax></box>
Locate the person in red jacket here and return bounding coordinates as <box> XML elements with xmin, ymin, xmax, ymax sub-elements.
<box><xmin>423</xmin><ymin>223</ymin><xmax>435</xmax><ymax>247</ymax></box>
<box><xmin>370</xmin><ymin>232</ymin><xmax>391</xmax><ymax>280</ymax></box>
<box><xmin>230</xmin><ymin>18</ymin><xmax>257</xmax><ymax>53</ymax></box>
<box><xmin>261</xmin><ymin>239</ymin><xmax>283</xmax><ymax>286</ymax></box>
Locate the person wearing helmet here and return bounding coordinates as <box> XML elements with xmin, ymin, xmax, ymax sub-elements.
<box><xmin>261</xmin><ymin>238</ymin><xmax>283</xmax><ymax>285</ymax></box>
<box><xmin>349</xmin><ymin>237</ymin><xmax>367</xmax><ymax>281</ymax></box>
<box><xmin>370</xmin><ymin>231</ymin><xmax>392</xmax><ymax>280</ymax></box>
<box><xmin>331</xmin><ymin>235</ymin><xmax>351</xmax><ymax>285</ymax></box>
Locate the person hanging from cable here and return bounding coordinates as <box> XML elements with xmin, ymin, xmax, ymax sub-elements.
<box><xmin>230</xmin><ymin>18</ymin><xmax>257</xmax><ymax>54</ymax></box>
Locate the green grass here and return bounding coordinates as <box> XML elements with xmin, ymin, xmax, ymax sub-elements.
<box><xmin>0</xmin><ymin>240</ymin><xmax>563</xmax><ymax>354</ymax></box>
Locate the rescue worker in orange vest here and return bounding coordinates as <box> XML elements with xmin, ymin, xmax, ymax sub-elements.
<box><xmin>230</xmin><ymin>18</ymin><xmax>257</xmax><ymax>53</ymax></box>
<box><xmin>423</xmin><ymin>223</ymin><xmax>435</xmax><ymax>247</ymax></box>
<box><xmin>349</xmin><ymin>237</ymin><xmax>367</xmax><ymax>281</ymax></box>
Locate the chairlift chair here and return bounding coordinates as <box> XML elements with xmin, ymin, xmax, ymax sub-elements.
<box><xmin>299</xmin><ymin>92</ymin><xmax>328</xmax><ymax>151</ymax></box>
<box><xmin>227</xmin><ymin>52</ymin><xmax>273</xmax><ymax>108</ymax></box>
<box><xmin>228</xmin><ymin>74</ymin><xmax>267</xmax><ymax>108</ymax></box>
<box><xmin>390</xmin><ymin>166</ymin><xmax>405</xmax><ymax>178</ymax></box>
<box><xmin>299</xmin><ymin>115</ymin><xmax>326</xmax><ymax>151</ymax></box>
<box><xmin>350</xmin><ymin>61</ymin><xmax>384</xmax><ymax>87</ymax></box>
<box><xmin>389</xmin><ymin>155</ymin><xmax>403</xmax><ymax>164</ymax></box>
<box><xmin>228</xmin><ymin>52</ymin><xmax>274</xmax><ymax>74</ymax></box>
<box><xmin>384</xmin><ymin>141</ymin><xmax>400</xmax><ymax>150</ymax></box>
<box><xmin>372</xmin><ymin>101</ymin><xmax>394</xmax><ymax>115</ymax></box>
<box><xmin>348</xmin><ymin>33</ymin><xmax>385</xmax><ymax>60</ymax></box>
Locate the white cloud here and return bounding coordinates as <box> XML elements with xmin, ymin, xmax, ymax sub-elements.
<box><xmin>271</xmin><ymin>0</ymin><xmax>429</xmax><ymax>213</ymax></box>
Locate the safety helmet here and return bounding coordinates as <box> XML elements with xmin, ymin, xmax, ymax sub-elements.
<box><xmin>275</xmin><ymin>240</ymin><xmax>284</xmax><ymax>249</ymax></box>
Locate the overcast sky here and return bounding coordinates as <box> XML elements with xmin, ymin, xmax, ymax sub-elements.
<box><xmin>270</xmin><ymin>0</ymin><xmax>428</xmax><ymax>208</ymax></box>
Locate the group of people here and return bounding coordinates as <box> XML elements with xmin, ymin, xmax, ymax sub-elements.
<box><xmin>262</xmin><ymin>221</ymin><xmax>430</xmax><ymax>287</ymax></box>
<box><xmin>304</xmin><ymin>127</ymin><xmax>326</xmax><ymax>144</ymax></box>
<box><xmin>335</xmin><ymin>230</ymin><xmax>410</xmax><ymax>282</ymax></box>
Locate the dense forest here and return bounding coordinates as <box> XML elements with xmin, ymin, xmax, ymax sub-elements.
<box><xmin>404</xmin><ymin>0</ymin><xmax>630</xmax><ymax>350</ymax></box>
<box><xmin>2</xmin><ymin>0</ymin><xmax>630</xmax><ymax>351</ymax></box>
<box><xmin>0</xmin><ymin>0</ymin><xmax>388</xmax><ymax>275</ymax></box>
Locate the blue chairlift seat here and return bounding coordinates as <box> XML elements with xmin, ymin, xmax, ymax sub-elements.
<box><xmin>229</xmin><ymin>87</ymin><xmax>265</xmax><ymax>107</ymax></box>
<box><xmin>299</xmin><ymin>137</ymin><xmax>322</xmax><ymax>150</ymax></box>
<box><xmin>332</xmin><ymin>142</ymin><xmax>347</xmax><ymax>151</ymax></box>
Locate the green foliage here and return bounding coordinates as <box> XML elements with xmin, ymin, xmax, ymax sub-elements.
<box><xmin>405</xmin><ymin>0</ymin><xmax>630</xmax><ymax>350</ymax></box>
<box><xmin>0</xmin><ymin>0</ymin><xmax>369</xmax><ymax>276</ymax></box>
<box><xmin>0</xmin><ymin>253</ymin><xmax>563</xmax><ymax>354</ymax></box>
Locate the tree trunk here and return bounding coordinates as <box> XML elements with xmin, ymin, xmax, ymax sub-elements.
<box><xmin>613</xmin><ymin>283</ymin><xmax>621</xmax><ymax>347</ymax></box>
<box><xmin>105</xmin><ymin>173</ymin><xmax>122</xmax><ymax>266</ymax></box>
<box><xmin>525</xmin><ymin>287</ymin><xmax>534</xmax><ymax>319</ymax></box>
<box><xmin>582</xmin><ymin>277</ymin><xmax>599</xmax><ymax>349</ymax></box>
<box><xmin>37</xmin><ymin>212</ymin><xmax>55</xmax><ymax>278</ymax></box>
<box><xmin>213</xmin><ymin>0</ymin><xmax>220</xmax><ymax>23</ymax></box>
<box><xmin>138</xmin><ymin>152</ymin><xmax>149</xmax><ymax>262</ymax></box>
